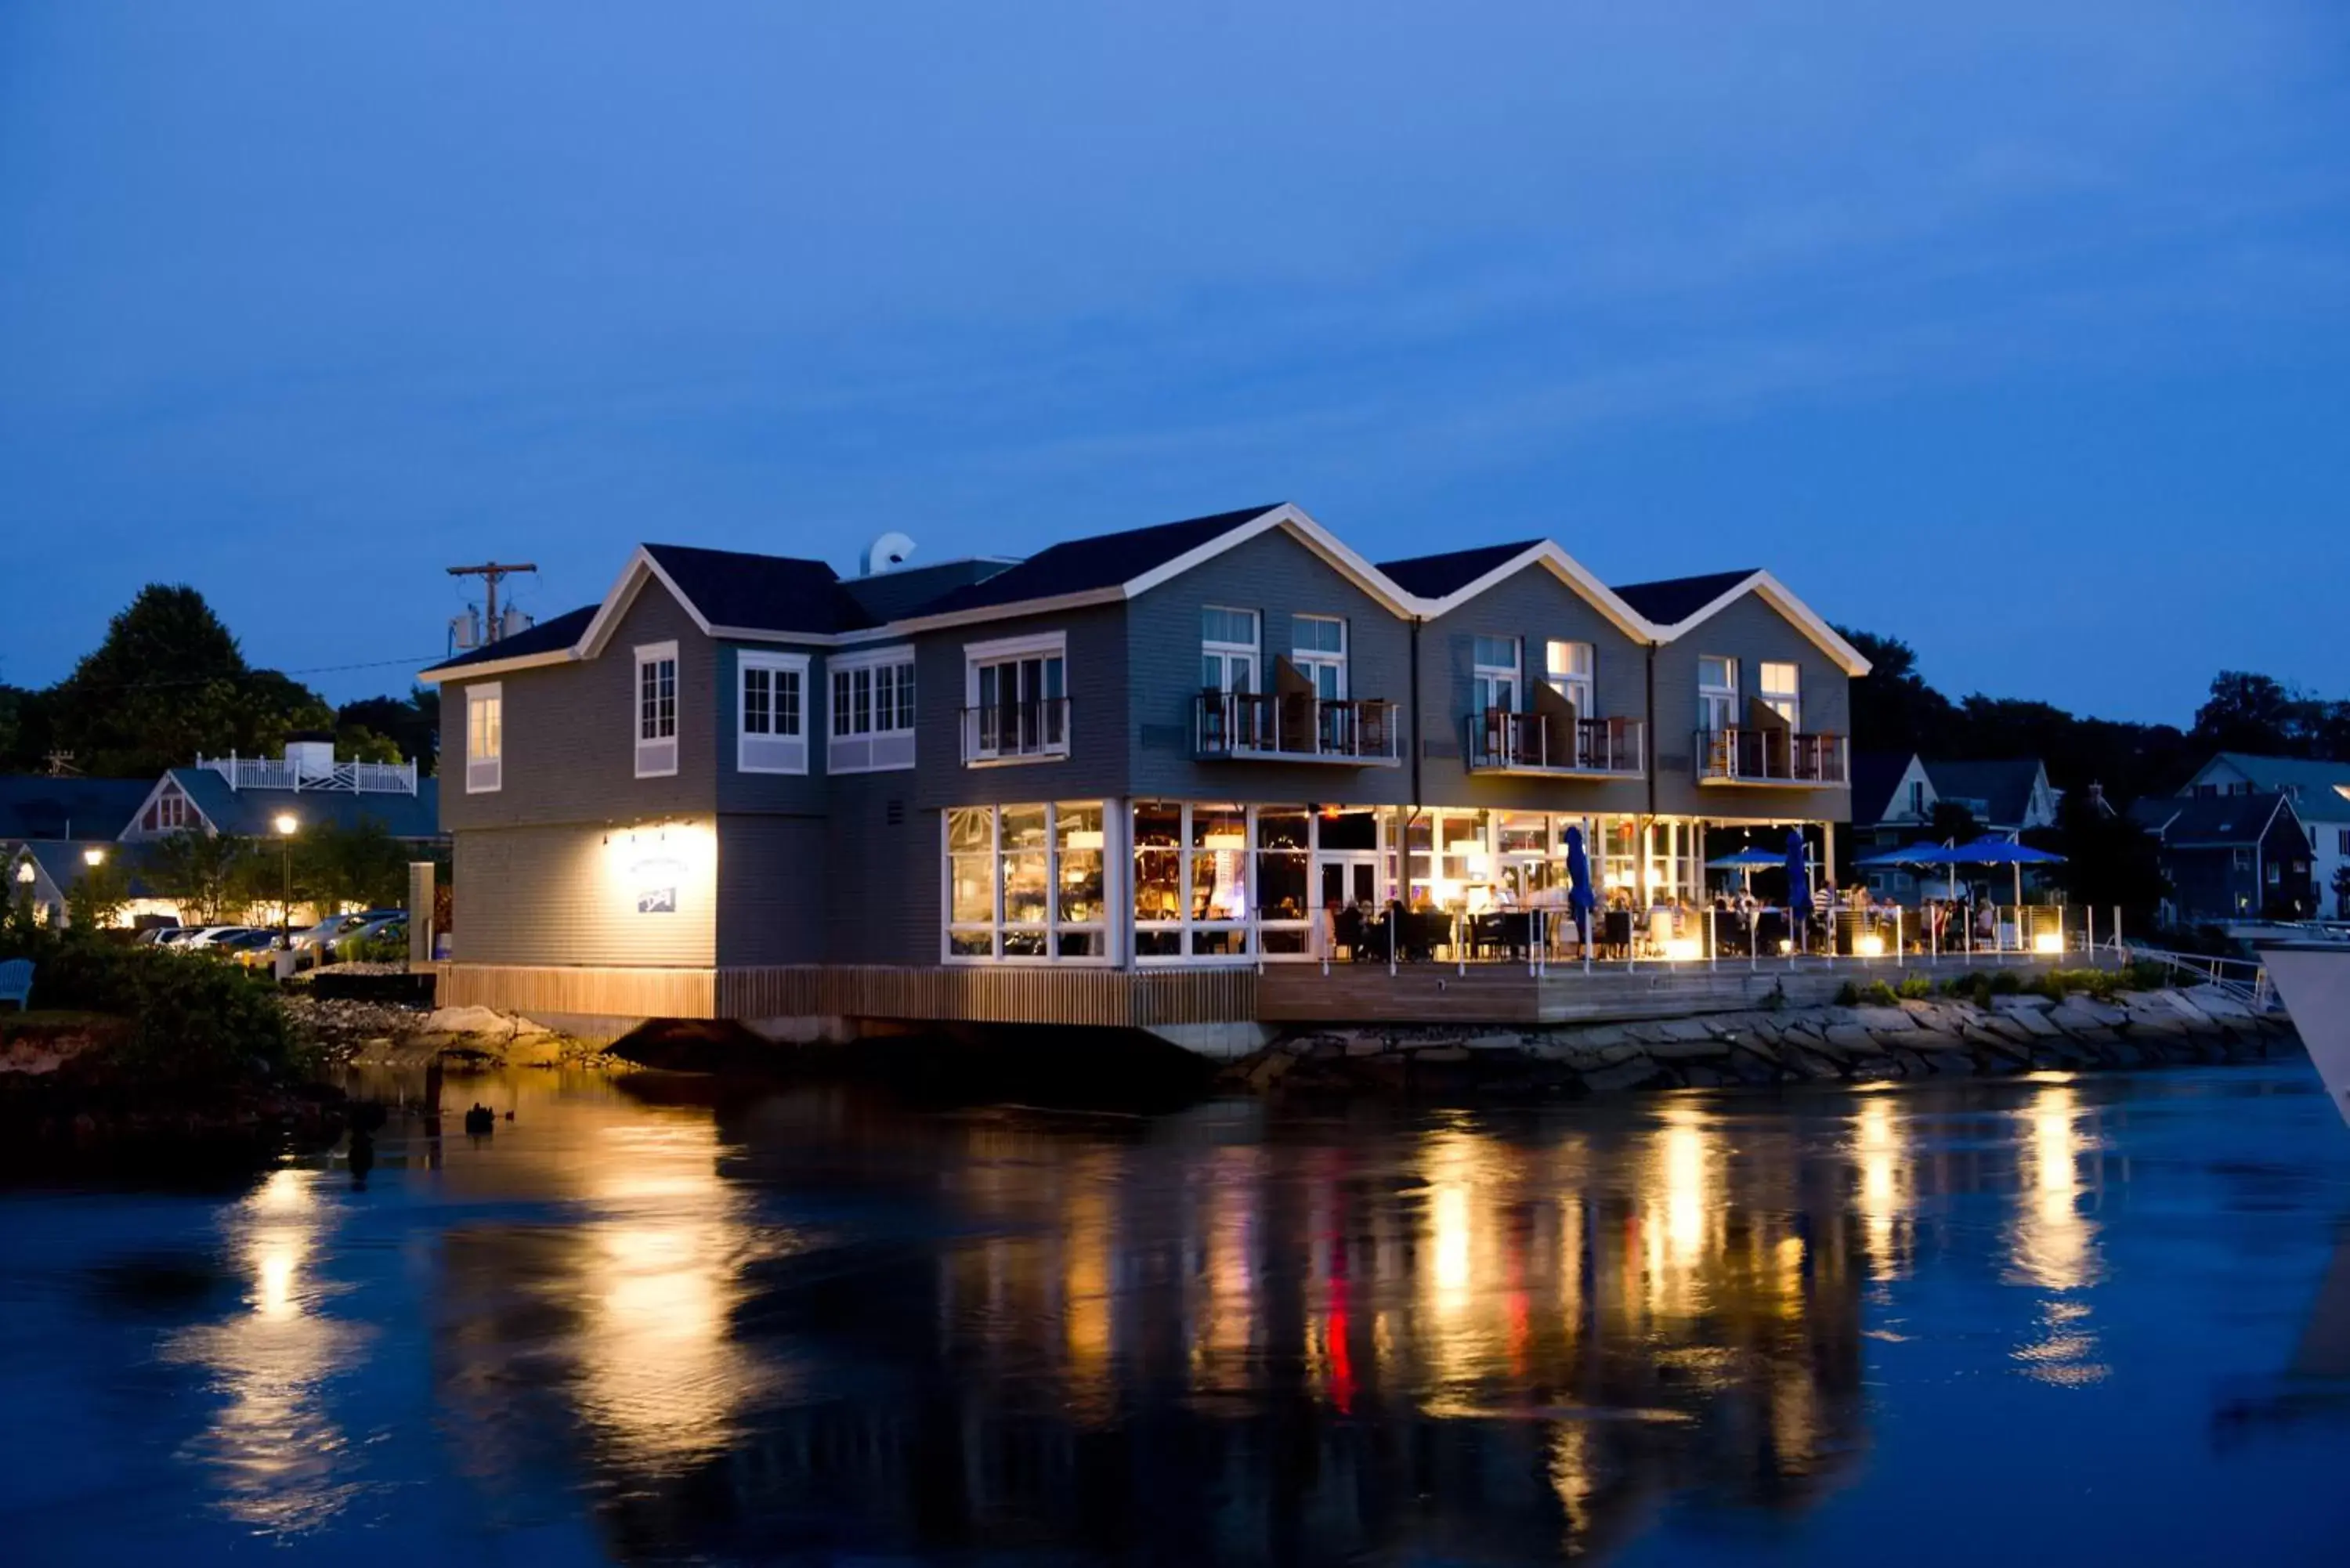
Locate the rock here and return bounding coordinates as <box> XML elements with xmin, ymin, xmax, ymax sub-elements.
<box><xmin>1647</xmin><ymin>1038</ymin><xmax>1732</xmax><ymax>1061</ymax></box>
<box><xmin>1824</xmin><ymin>1024</ymin><xmax>1879</xmax><ymax>1053</ymax></box>
<box><xmin>1852</xmin><ymin>1006</ymin><xmax>1915</xmax><ymax>1032</ymax></box>
<box><xmin>1415</xmin><ymin>1046</ymin><xmax>1471</xmax><ymax>1064</ymax></box>
<box><xmin>1466</xmin><ymin>1034</ymin><xmax>1528</xmax><ymax>1052</ymax></box>
<box><xmin>1994</xmin><ymin>993</ymin><xmax>2056</xmax><ymax>1012</ymax></box>
<box><xmin>1345</xmin><ymin>1037</ymin><xmax>1387</xmax><ymax>1057</ymax></box>
<box><xmin>1658</xmin><ymin>1018</ymin><xmax>1721</xmax><ymax>1043</ymax></box>
<box><xmin>1582</xmin><ymin>1058</ymin><xmax>1668</xmax><ymax>1094</ymax></box>
<box><xmin>1779</xmin><ymin>1046</ymin><xmax>1843</xmax><ymax>1080</ymax></box>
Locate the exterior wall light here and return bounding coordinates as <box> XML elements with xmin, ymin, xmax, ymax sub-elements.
<box><xmin>83</xmin><ymin>847</ymin><xmax>107</xmax><ymax>867</ymax></box>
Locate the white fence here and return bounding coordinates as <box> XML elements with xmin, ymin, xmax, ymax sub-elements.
<box><xmin>196</xmin><ymin>753</ymin><xmax>418</xmax><ymax>795</ymax></box>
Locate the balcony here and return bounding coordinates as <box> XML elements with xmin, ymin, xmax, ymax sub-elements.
<box><xmin>962</xmin><ymin>698</ymin><xmax>1071</xmax><ymax>765</ymax></box>
<box><xmin>1466</xmin><ymin>711</ymin><xmax>1644</xmax><ymax>777</ymax></box>
<box><xmin>1194</xmin><ymin>692</ymin><xmax>1401</xmax><ymax>766</ymax></box>
<box><xmin>1694</xmin><ymin>728</ymin><xmax>1849</xmax><ymax>787</ymax></box>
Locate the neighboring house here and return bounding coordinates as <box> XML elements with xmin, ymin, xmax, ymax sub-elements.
<box><xmin>2179</xmin><ymin>754</ymin><xmax>2350</xmax><ymax>921</ymax></box>
<box><xmin>4</xmin><ymin>839</ymin><xmax>173</xmax><ymax>930</ymax></box>
<box><xmin>0</xmin><ymin>775</ymin><xmax>156</xmax><ymax>843</ymax></box>
<box><xmin>420</xmin><ymin>503</ymin><xmax>1869</xmax><ymax>1031</ymax></box>
<box><xmin>1848</xmin><ymin>753</ymin><xmax>2061</xmax><ymax>899</ymax></box>
<box><xmin>2127</xmin><ymin>792</ymin><xmax>2316</xmax><ymax>924</ymax></box>
<box><xmin>118</xmin><ymin>733</ymin><xmax>442</xmax><ymax>846</ymax></box>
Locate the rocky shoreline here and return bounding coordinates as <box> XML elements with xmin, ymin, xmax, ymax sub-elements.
<box><xmin>1220</xmin><ymin>985</ymin><xmax>2299</xmax><ymax>1097</ymax></box>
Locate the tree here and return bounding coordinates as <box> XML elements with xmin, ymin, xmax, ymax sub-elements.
<box><xmin>298</xmin><ymin>819</ymin><xmax>409</xmax><ymax>912</ymax></box>
<box><xmin>1836</xmin><ymin>627</ymin><xmax>1956</xmax><ymax>757</ymax></box>
<box><xmin>2191</xmin><ymin>671</ymin><xmax>2326</xmax><ymax>758</ymax></box>
<box><xmin>2036</xmin><ymin>792</ymin><xmax>2167</xmax><ymax>932</ymax></box>
<box><xmin>336</xmin><ymin>688</ymin><xmax>439</xmax><ymax>774</ymax></box>
<box><xmin>1928</xmin><ymin>800</ymin><xmax>1981</xmax><ymax>846</ymax></box>
<box><xmin>2334</xmin><ymin>863</ymin><xmax>2350</xmax><ymax>922</ymax></box>
<box><xmin>67</xmin><ymin>860</ymin><xmax>130</xmax><ymax>930</ymax></box>
<box><xmin>147</xmin><ymin>829</ymin><xmax>252</xmax><ymax>924</ymax></box>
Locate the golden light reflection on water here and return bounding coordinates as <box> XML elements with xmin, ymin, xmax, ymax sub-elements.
<box><xmin>1855</xmin><ymin>1093</ymin><xmax>1909</xmax><ymax>1283</ymax></box>
<box><xmin>163</xmin><ymin>1166</ymin><xmax>369</xmax><ymax>1535</ymax></box>
<box><xmin>2009</xmin><ymin>1082</ymin><xmax>2110</xmax><ymax>1385</ymax></box>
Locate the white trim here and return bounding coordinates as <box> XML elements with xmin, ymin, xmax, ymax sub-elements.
<box><xmin>1645</xmin><ymin>570</ymin><xmax>1873</xmax><ymax>677</ymax></box>
<box><xmin>941</xmin><ymin>800</ymin><xmax>1116</xmax><ymax>966</ymax></box>
<box><xmin>963</xmin><ymin>630</ymin><xmax>1068</xmax><ymax>664</ymax></box>
<box><xmin>827</xmin><ymin>644</ymin><xmax>916</xmax><ymax>775</ymax></box>
<box><xmin>1414</xmin><ymin>541</ymin><xmax>1660</xmax><ymax>644</ymax></box>
<box><xmin>855</xmin><ymin>586</ymin><xmax>1126</xmax><ymax>641</ymax></box>
<box><xmin>416</xmin><ymin>648</ymin><xmax>572</xmax><ymax>685</ymax></box>
<box><xmin>119</xmin><ymin>773</ymin><xmax>215</xmax><ymax>841</ymax></box>
<box><xmin>736</xmin><ymin>650</ymin><xmax>810</xmax><ymax>775</ymax></box>
<box><xmin>634</xmin><ymin>640</ymin><xmax>680</xmax><ymax>779</ymax></box>
<box><xmin>827</xmin><ymin>642</ymin><xmax>918</xmax><ymax>674</ymax></box>
<box><xmin>465</xmin><ymin>681</ymin><xmax>504</xmax><ymax>794</ymax></box>
<box><xmin>1290</xmin><ymin>612</ymin><xmax>1347</xmax><ymax>700</ymax></box>
<box><xmin>963</xmin><ymin>632</ymin><xmax>1071</xmax><ymax>766</ymax></box>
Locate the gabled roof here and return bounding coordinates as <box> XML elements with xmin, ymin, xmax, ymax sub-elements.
<box><xmin>1921</xmin><ymin>758</ymin><xmax>2047</xmax><ymax>829</ymax></box>
<box><xmin>1849</xmin><ymin>752</ymin><xmax>1919</xmax><ymax>826</ymax></box>
<box><xmin>1378</xmin><ymin>541</ymin><xmax>1546</xmax><ymax>598</ymax></box>
<box><xmin>641</xmin><ymin>544</ymin><xmax>862</xmax><ymax>637</ymax></box>
<box><xmin>1614</xmin><ymin>569</ymin><xmax>1762</xmax><ymax>626</ymax></box>
<box><xmin>1616</xmin><ymin>568</ymin><xmax>1873</xmax><ymax>677</ymax></box>
<box><xmin>425</xmin><ymin>603</ymin><xmax>598</xmax><ymax>675</ymax></box>
<box><xmin>2192</xmin><ymin>753</ymin><xmax>2350</xmax><ymax>815</ymax></box>
<box><xmin>161</xmin><ymin>768</ymin><xmax>443</xmax><ymax>841</ymax></box>
<box><xmin>6</xmin><ymin>839</ymin><xmax>163</xmax><ymax>901</ymax></box>
<box><xmin>2127</xmin><ymin>791</ymin><xmax>2295</xmax><ymax>847</ymax></box>
<box><xmin>913</xmin><ymin>505</ymin><xmax>1286</xmax><ymax>618</ymax></box>
<box><xmin>0</xmin><ymin>775</ymin><xmax>156</xmax><ymax>841</ymax></box>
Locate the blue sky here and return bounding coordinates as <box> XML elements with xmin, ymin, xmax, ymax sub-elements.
<box><xmin>2</xmin><ymin>2</ymin><xmax>2345</xmax><ymax>720</ymax></box>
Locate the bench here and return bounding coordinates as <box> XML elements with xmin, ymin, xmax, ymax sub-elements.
<box><xmin>0</xmin><ymin>959</ymin><xmax>30</xmax><ymax>1013</ymax></box>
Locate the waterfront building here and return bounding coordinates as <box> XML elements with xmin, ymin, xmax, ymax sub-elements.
<box><xmin>2128</xmin><ymin>789</ymin><xmax>2316</xmax><ymax>924</ymax></box>
<box><xmin>419</xmin><ymin>504</ymin><xmax>1868</xmax><ymax>1033</ymax></box>
<box><xmin>2178</xmin><ymin>753</ymin><xmax>2350</xmax><ymax>921</ymax></box>
<box><xmin>1849</xmin><ymin>753</ymin><xmax>2061</xmax><ymax>901</ymax></box>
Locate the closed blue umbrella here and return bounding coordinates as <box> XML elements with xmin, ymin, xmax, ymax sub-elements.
<box><xmin>1784</xmin><ymin>828</ymin><xmax>1810</xmax><ymax>951</ymax></box>
<box><xmin>1564</xmin><ymin>825</ymin><xmax>1598</xmax><ymax>927</ymax></box>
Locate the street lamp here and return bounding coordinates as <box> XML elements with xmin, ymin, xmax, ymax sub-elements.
<box><xmin>83</xmin><ymin>846</ymin><xmax>107</xmax><ymax>868</ymax></box>
<box><xmin>273</xmin><ymin>813</ymin><xmax>299</xmax><ymax>942</ymax></box>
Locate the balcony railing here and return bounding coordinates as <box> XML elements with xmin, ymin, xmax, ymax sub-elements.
<box><xmin>195</xmin><ymin>753</ymin><xmax>419</xmax><ymax>795</ymax></box>
<box><xmin>962</xmin><ymin>697</ymin><xmax>1071</xmax><ymax>764</ymax></box>
<box><xmin>1466</xmin><ymin>711</ymin><xmax>1644</xmax><ymax>776</ymax></box>
<box><xmin>1194</xmin><ymin>692</ymin><xmax>1401</xmax><ymax>764</ymax></box>
<box><xmin>1694</xmin><ymin>728</ymin><xmax>1849</xmax><ymax>786</ymax></box>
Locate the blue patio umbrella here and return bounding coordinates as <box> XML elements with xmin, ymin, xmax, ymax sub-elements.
<box><xmin>1706</xmin><ymin>847</ymin><xmax>1785</xmax><ymax>869</ymax></box>
<box><xmin>1784</xmin><ymin>828</ymin><xmax>1810</xmax><ymax>948</ymax></box>
<box><xmin>1950</xmin><ymin>835</ymin><xmax>2066</xmax><ymax>912</ymax></box>
<box><xmin>1564</xmin><ymin>825</ymin><xmax>1598</xmax><ymax>934</ymax></box>
<box><xmin>1854</xmin><ymin>840</ymin><xmax>1947</xmax><ymax>867</ymax></box>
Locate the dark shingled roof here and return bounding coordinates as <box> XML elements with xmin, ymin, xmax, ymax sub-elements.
<box><xmin>837</xmin><ymin>558</ymin><xmax>1020</xmax><ymax>623</ymax></box>
<box><xmin>1849</xmin><ymin>752</ymin><xmax>1916</xmax><ymax>826</ymax></box>
<box><xmin>1922</xmin><ymin>758</ymin><xmax>2045</xmax><ymax>830</ymax></box>
<box><xmin>915</xmin><ymin>504</ymin><xmax>1285</xmax><ymax>618</ymax></box>
<box><xmin>424</xmin><ymin>602</ymin><xmax>598</xmax><ymax>674</ymax></box>
<box><xmin>2126</xmin><ymin>792</ymin><xmax>2291</xmax><ymax>846</ymax></box>
<box><xmin>643</xmin><ymin>544</ymin><xmax>861</xmax><ymax>635</ymax></box>
<box><xmin>168</xmin><ymin>767</ymin><xmax>443</xmax><ymax>841</ymax></box>
<box><xmin>0</xmin><ymin>775</ymin><xmax>156</xmax><ymax>840</ymax></box>
<box><xmin>1613</xmin><ymin>569</ymin><xmax>1760</xmax><ymax>626</ymax></box>
<box><xmin>1376</xmin><ymin>540</ymin><xmax>1544</xmax><ymax>598</ymax></box>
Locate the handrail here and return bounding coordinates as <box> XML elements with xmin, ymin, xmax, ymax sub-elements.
<box><xmin>1195</xmin><ymin>692</ymin><xmax>1400</xmax><ymax>761</ymax></box>
<box><xmin>195</xmin><ymin>753</ymin><xmax>419</xmax><ymax>795</ymax></box>
<box><xmin>1694</xmin><ymin>728</ymin><xmax>1848</xmax><ymax>785</ymax></box>
<box><xmin>1468</xmin><ymin>710</ymin><xmax>1643</xmax><ymax>774</ymax></box>
<box><xmin>961</xmin><ymin>697</ymin><xmax>1071</xmax><ymax>763</ymax></box>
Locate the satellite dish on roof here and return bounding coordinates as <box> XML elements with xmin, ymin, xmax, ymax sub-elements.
<box><xmin>862</xmin><ymin>532</ymin><xmax>916</xmax><ymax>577</ymax></box>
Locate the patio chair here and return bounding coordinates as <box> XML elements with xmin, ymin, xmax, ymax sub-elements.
<box><xmin>0</xmin><ymin>959</ymin><xmax>31</xmax><ymax>1013</ymax></box>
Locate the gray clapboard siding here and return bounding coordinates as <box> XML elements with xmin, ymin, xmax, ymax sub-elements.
<box><xmin>1650</xmin><ymin>589</ymin><xmax>1853</xmax><ymax>820</ymax></box>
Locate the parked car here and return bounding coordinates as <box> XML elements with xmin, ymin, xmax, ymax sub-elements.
<box><xmin>219</xmin><ymin>929</ymin><xmax>290</xmax><ymax>968</ymax></box>
<box><xmin>327</xmin><ymin>914</ymin><xmax>408</xmax><ymax>960</ymax></box>
<box><xmin>183</xmin><ymin>926</ymin><xmax>251</xmax><ymax>949</ymax></box>
<box><xmin>134</xmin><ymin>925</ymin><xmax>182</xmax><ymax>946</ymax></box>
<box><xmin>153</xmin><ymin>926</ymin><xmax>210</xmax><ymax>947</ymax></box>
<box><xmin>289</xmin><ymin>912</ymin><xmax>371</xmax><ymax>952</ymax></box>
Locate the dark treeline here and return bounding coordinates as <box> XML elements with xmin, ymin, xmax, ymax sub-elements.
<box><xmin>1839</xmin><ymin>627</ymin><xmax>2350</xmax><ymax>807</ymax></box>
<box><xmin>0</xmin><ymin>585</ymin><xmax>437</xmax><ymax>779</ymax></box>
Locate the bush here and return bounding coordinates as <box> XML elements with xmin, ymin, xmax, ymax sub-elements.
<box><xmin>342</xmin><ymin>933</ymin><xmax>409</xmax><ymax>965</ymax></box>
<box><xmin>0</xmin><ymin>908</ymin><xmax>311</xmax><ymax>1084</ymax></box>
<box><xmin>1895</xmin><ymin>974</ymin><xmax>1933</xmax><ymax>999</ymax></box>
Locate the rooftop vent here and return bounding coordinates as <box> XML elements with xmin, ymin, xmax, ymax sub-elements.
<box><xmin>862</xmin><ymin>532</ymin><xmax>916</xmax><ymax>577</ymax></box>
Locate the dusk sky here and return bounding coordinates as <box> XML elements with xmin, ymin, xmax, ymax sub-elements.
<box><xmin>3</xmin><ymin>2</ymin><xmax>2345</xmax><ymax>721</ymax></box>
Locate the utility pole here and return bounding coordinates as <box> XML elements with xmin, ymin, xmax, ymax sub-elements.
<box><xmin>446</xmin><ymin>562</ymin><xmax>537</xmax><ymax>644</ymax></box>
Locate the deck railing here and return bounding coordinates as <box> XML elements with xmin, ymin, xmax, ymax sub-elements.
<box><xmin>196</xmin><ymin>753</ymin><xmax>419</xmax><ymax>795</ymax></box>
<box><xmin>1466</xmin><ymin>711</ymin><xmax>1643</xmax><ymax>775</ymax></box>
<box><xmin>961</xmin><ymin>697</ymin><xmax>1072</xmax><ymax>764</ymax></box>
<box><xmin>1194</xmin><ymin>692</ymin><xmax>1401</xmax><ymax>764</ymax></box>
<box><xmin>1694</xmin><ymin>728</ymin><xmax>1848</xmax><ymax>786</ymax></box>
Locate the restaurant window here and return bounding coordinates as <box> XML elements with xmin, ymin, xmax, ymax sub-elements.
<box><xmin>634</xmin><ymin>642</ymin><xmax>678</xmax><ymax>778</ymax></box>
<box><xmin>465</xmin><ymin>681</ymin><xmax>503</xmax><ymax>793</ymax></box>
<box><xmin>1291</xmin><ymin>616</ymin><xmax>1347</xmax><ymax>701</ymax></box>
<box><xmin>1473</xmin><ymin>635</ymin><xmax>1520</xmax><ymax>714</ymax></box>
<box><xmin>1697</xmin><ymin>656</ymin><xmax>1737</xmax><ymax>735</ymax></box>
<box><xmin>1544</xmin><ymin>640</ymin><xmax>1593</xmax><ymax>716</ymax></box>
<box><xmin>944</xmin><ymin>801</ymin><xmax>1108</xmax><ymax>961</ymax></box>
<box><xmin>1201</xmin><ymin>607</ymin><xmax>1260</xmax><ymax>693</ymax></box>
<box><xmin>830</xmin><ymin>647</ymin><xmax>916</xmax><ymax>773</ymax></box>
<box><xmin>737</xmin><ymin>652</ymin><xmax>808</xmax><ymax>774</ymax></box>
<box><xmin>144</xmin><ymin>786</ymin><xmax>193</xmax><ymax>833</ymax></box>
<box><xmin>965</xmin><ymin>633</ymin><xmax>1068</xmax><ymax>762</ymax></box>
<box><xmin>1759</xmin><ymin>661</ymin><xmax>1802</xmax><ymax>729</ymax></box>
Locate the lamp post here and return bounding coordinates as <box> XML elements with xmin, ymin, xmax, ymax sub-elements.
<box><xmin>82</xmin><ymin>846</ymin><xmax>106</xmax><ymax>868</ymax></box>
<box><xmin>273</xmin><ymin>813</ymin><xmax>299</xmax><ymax>944</ymax></box>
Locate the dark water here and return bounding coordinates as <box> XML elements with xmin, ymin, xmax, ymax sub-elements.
<box><xmin>2</xmin><ymin>1063</ymin><xmax>2348</xmax><ymax>1566</ymax></box>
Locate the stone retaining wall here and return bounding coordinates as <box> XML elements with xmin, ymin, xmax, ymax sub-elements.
<box><xmin>1222</xmin><ymin>985</ymin><xmax>2298</xmax><ymax>1097</ymax></box>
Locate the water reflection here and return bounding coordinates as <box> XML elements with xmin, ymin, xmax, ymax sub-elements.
<box><xmin>115</xmin><ymin>1065</ymin><xmax>2343</xmax><ymax>1563</ymax></box>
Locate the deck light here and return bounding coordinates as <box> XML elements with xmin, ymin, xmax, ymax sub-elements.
<box><xmin>1665</xmin><ymin>937</ymin><xmax>1702</xmax><ymax>962</ymax></box>
<box><xmin>1856</xmin><ymin>934</ymin><xmax>1885</xmax><ymax>957</ymax></box>
<box><xmin>2033</xmin><ymin>931</ymin><xmax>2063</xmax><ymax>956</ymax></box>
<box><xmin>273</xmin><ymin>812</ymin><xmax>299</xmax><ymax>836</ymax></box>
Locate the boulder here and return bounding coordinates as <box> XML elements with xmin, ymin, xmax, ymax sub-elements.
<box><xmin>1852</xmin><ymin>1006</ymin><xmax>1915</xmax><ymax>1033</ymax></box>
<box><xmin>1581</xmin><ymin>1058</ymin><xmax>1668</xmax><ymax>1094</ymax></box>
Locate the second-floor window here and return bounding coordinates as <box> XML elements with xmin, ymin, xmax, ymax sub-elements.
<box><xmin>1697</xmin><ymin>655</ymin><xmax>1737</xmax><ymax>734</ymax></box>
<box><xmin>466</xmin><ymin>682</ymin><xmax>503</xmax><ymax>793</ymax></box>
<box><xmin>1290</xmin><ymin>615</ymin><xmax>1346</xmax><ymax>700</ymax></box>
<box><xmin>737</xmin><ymin>652</ymin><xmax>808</xmax><ymax>774</ymax></box>
<box><xmin>829</xmin><ymin>648</ymin><xmax>916</xmax><ymax>773</ymax></box>
<box><xmin>1201</xmin><ymin>607</ymin><xmax>1259</xmax><ymax>693</ymax></box>
<box><xmin>635</xmin><ymin>642</ymin><xmax>678</xmax><ymax>779</ymax></box>
<box><xmin>967</xmin><ymin>633</ymin><xmax>1068</xmax><ymax>761</ymax></box>
<box><xmin>1544</xmin><ymin>640</ymin><xmax>1592</xmax><ymax>716</ymax></box>
<box><xmin>1473</xmin><ymin>635</ymin><xmax>1520</xmax><ymax>713</ymax></box>
<box><xmin>143</xmin><ymin>787</ymin><xmax>192</xmax><ymax>833</ymax></box>
<box><xmin>1759</xmin><ymin>661</ymin><xmax>1802</xmax><ymax>730</ymax></box>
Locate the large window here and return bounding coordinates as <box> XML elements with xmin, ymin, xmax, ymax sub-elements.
<box><xmin>965</xmin><ymin>633</ymin><xmax>1068</xmax><ymax>763</ymax></box>
<box><xmin>830</xmin><ymin>647</ymin><xmax>916</xmax><ymax>773</ymax></box>
<box><xmin>465</xmin><ymin>681</ymin><xmax>503</xmax><ymax>793</ymax></box>
<box><xmin>1697</xmin><ymin>655</ymin><xmax>1737</xmax><ymax>734</ymax></box>
<box><xmin>945</xmin><ymin>801</ymin><xmax>1107</xmax><ymax>961</ymax></box>
<box><xmin>1544</xmin><ymin>640</ymin><xmax>1593</xmax><ymax>717</ymax></box>
<box><xmin>1290</xmin><ymin>616</ymin><xmax>1347</xmax><ymax>700</ymax></box>
<box><xmin>737</xmin><ymin>652</ymin><xmax>808</xmax><ymax>774</ymax></box>
<box><xmin>1759</xmin><ymin>661</ymin><xmax>1801</xmax><ymax>729</ymax></box>
<box><xmin>634</xmin><ymin>642</ymin><xmax>678</xmax><ymax>778</ymax></box>
<box><xmin>1133</xmin><ymin>801</ymin><xmax>1251</xmax><ymax>959</ymax></box>
<box><xmin>1200</xmin><ymin>607</ymin><xmax>1260</xmax><ymax>693</ymax></box>
<box><xmin>1473</xmin><ymin>635</ymin><xmax>1520</xmax><ymax>714</ymax></box>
